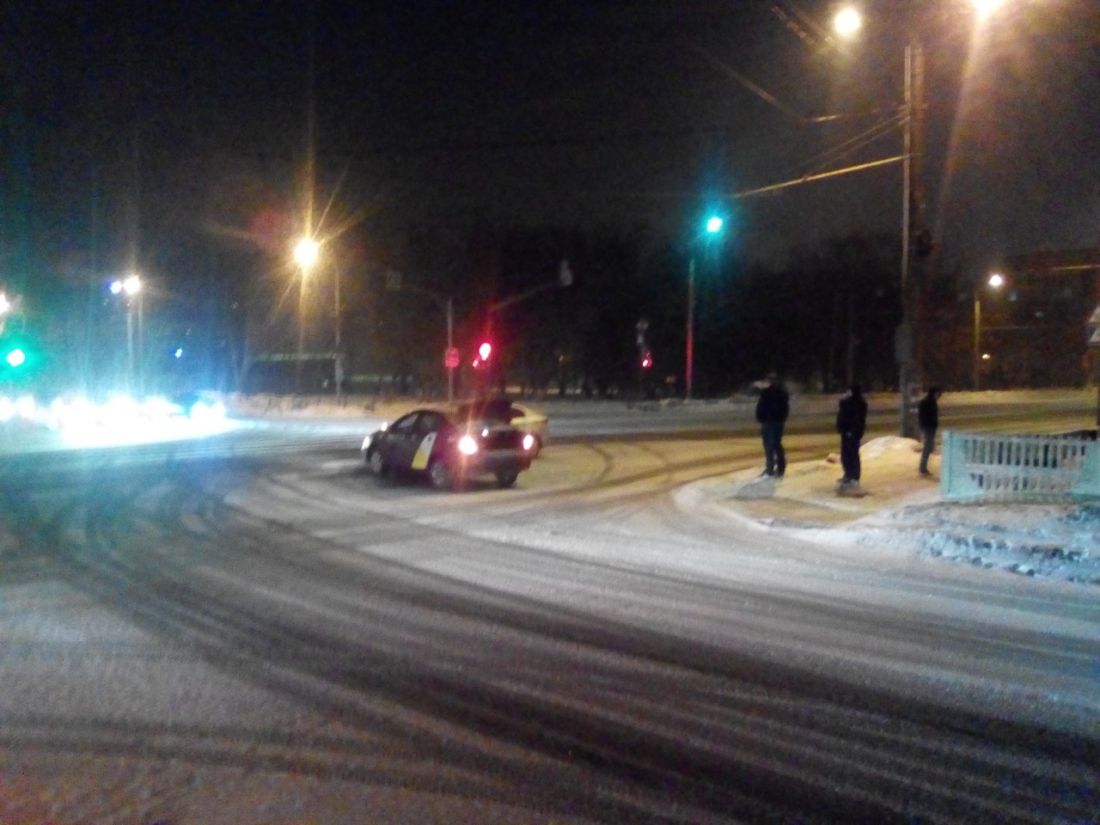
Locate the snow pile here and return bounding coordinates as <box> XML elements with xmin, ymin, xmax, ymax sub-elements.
<box><xmin>861</xmin><ymin>502</ymin><xmax>1100</xmax><ymax>584</ymax></box>
<box><xmin>696</xmin><ymin>435</ymin><xmax>1100</xmax><ymax>586</ymax></box>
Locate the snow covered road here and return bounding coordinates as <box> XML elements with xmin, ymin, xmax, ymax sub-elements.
<box><xmin>0</xmin><ymin>433</ymin><xmax>1096</xmax><ymax>823</ymax></box>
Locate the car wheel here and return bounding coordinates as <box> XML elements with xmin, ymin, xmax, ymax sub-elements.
<box><xmin>428</xmin><ymin>460</ymin><xmax>455</xmax><ymax>491</ymax></box>
<box><xmin>368</xmin><ymin>449</ymin><xmax>388</xmax><ymax>478</ymax></box>
<box><xmin>495</xmin><ymin>469</ymin><xmax>519</xmax><ymax>489</ymax></box>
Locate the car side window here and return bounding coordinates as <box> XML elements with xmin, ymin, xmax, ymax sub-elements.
<box><xmin>415</xmin><ymin>413</ymin><xmax>440</xmax><ymax>436</ymax></box>
<box><xmin>391</xmin><ymin>413</ymin><xmax>418</xmax><ymax>434</ymax></box>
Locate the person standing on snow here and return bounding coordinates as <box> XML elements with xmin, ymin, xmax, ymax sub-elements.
<box><xmin>918</xmin><ymin>386</ymin><xmax>942</xmax><ymax>476</ymax></box>
<box><xmin>836</xmin><ymin>384</ymin><xmax>868</xmax><ymax>491</ymax></box>
<box><xmin>755</xmin><ymin>373</ymin><xmax>789</xmax><ymax>478</ymax></box>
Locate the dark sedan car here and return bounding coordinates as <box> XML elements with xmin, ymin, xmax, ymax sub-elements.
<box><xmin>361</xmin><ymin>405</ymin><xmax>537</xmax><ymax>490</ymax></box>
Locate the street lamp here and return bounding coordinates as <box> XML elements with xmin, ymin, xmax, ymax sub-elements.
<box><xmin>973</xmin><ymin>0</ymin><xmax>1005</xmax><ymax>17</ymax></box>
<box><xmin>833</xmin><ymin>6</ymin><xmax>924</xmax><ymax>434</ymax></box>
<box><xmin>973</xmin><ymin>271</ymin><xmax>1004</xmax><ymax>390</ymax></box>
<box><xmin>111</xmin><ymin>274</ymin><xmax>143</xmax><ymax>393</ymax></box>
<box><xmin>833</xmin><ymin>7</ymin><xmax>862</xmax><ymax>38</ymax></box>
<box><xmin>686</xmin><ymin>214</ymin><xmax>725</xmax><ymax>400</ymax></box>
<box><xmin>293</xmin><ymin>236</ymin><xmax>320</xmax><ymax>394</ymax></box>
<box><xmin>832</xmin><ymin>1</ymin><xmax>1009</xmax><ymax>434</ymax></box>
<box><xmin>294</xmin><ymin>237</ymin><xmax>320</xmax><ymax>271</ymax></box>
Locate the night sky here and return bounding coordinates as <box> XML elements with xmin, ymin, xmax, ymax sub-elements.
<box><xmin>4</xmin><ymin>0</ymin><xmax>1099</xmax><ymax>295</ymax></box>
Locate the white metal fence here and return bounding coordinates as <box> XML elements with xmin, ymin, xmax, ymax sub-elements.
<box><xmin>941</xmin><ymin>431</ymin><xmax>1100</xmax><ymax>501</ymax></box>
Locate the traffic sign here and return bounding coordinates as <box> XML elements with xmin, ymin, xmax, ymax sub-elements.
<box><xmin>444</xmin><ymin>347</ymin><xmax>460</xmax><ymax>368</ymax></box>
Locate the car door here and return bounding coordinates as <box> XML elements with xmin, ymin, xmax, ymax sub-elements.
<box><xmin>384</xmin><ymin>412</ymin><xmax>422</xmax><ymax>470</ymax></box>
<box><xmin>409</xmin><ymin>412</ymin><xmax>443</xmax><ymax>471</ymax></box>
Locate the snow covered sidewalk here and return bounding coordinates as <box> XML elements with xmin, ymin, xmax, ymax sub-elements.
<box><xmin>684</xmin><ymin>436</ymin><xmax>1100</xmax><ymax>587</ymax></box>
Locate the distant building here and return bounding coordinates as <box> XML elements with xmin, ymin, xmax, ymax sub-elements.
<box><xmin>991</xmin><ymin>248</ymin><xmax>1100</xmax><ymax>387</ymax></box>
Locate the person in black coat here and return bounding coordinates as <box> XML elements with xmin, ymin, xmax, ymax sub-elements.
<box><xmin>918</xmin><ymin>386</ymin><xmax>941</xmax><ymax>476</ymax></box>
<box><xmin>755</xmin><ymin>373</ymin><xmax>789</xmax><ymax>478</ymax></box>
<box><xmin>836</xmin><ymin>384</ymin><xmax>868</xmax><ymax>488</ymax></box>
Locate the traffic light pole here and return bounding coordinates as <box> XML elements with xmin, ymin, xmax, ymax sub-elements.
<box><xmin>685</xmin><ymin>257</ymin><xmax>695</xmax><ymax>401</ymax></box>
<box><xmin>385</xmin><ymin>275</ymin><xmax>456</xmax><ymax>402</ymax></box>
<box><xmin>446</xmin><ymin>298</ymin><xmax>454</xmax><ymax>403</ymax></box>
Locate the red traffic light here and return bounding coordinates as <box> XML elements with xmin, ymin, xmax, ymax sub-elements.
<box><xmin>472</xmin><ymin>340</ymin><xmax>494</xmax><ymax>369</ymax></box>
<box><xmin>641</xmin><ymin>351</ymin><xmax>653</xmax><ymax>369</ymax></box>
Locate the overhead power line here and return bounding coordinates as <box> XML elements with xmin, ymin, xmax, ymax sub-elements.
<box><xmin>732</xmin><ymin>155</ymin><xmax>906</xmax><ymax>199</ymax></box>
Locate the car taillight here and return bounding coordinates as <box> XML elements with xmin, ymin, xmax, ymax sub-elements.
<box><xmin>457</xmin><ymin>434</ymin><xmax>479</xmax><ymax>456</ymax></box>
<box><xmin>522</xmin><ymin>433</ymin><xmax>535</xmax><ymax>451</ymax></box>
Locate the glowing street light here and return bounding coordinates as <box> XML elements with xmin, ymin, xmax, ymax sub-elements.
<box><xmin>833</xmin><ymin>7</ymin><xmax>863</xmax><ymax>38</ymax></box>
<box><xmin>5</xmin><ymin>348</ymin><xmax>26</xmax><ymax>368</ymax></box>
<box><xmin>294</xmin><ymin>236</ymin><xmax>320</xmax><ymax>273</ymax></box>
<box><xmin>973</xmin><ymin>272</ymin><xmax>1006</xmax><ymax>390</ymax></box>
<box><xmin>110</xmin><ymin>274</ymin><xmax>144</xmax><ymax>391</ymax></box>
<box><xmin>293</xmin><ymin>236</ymin><xmax>322</xmax><ymax>393</ymax></box>
<box><xmin>686</xmin><ymin>214</ymin><xmax>726</xmax><ymax>400</ymax></box>
<box><xmin>973</xmin><ymin>0</ymin><xmax>1005</xmax><ymax>18</ymax></box>
<box><xmin>830</xmin><ymin>1</ymin><xmax>1011</xmax><ymax>432</ymax></box>
<box><xmin>0</xmin><ymin>293</ymin><xmax>11</xmax><ymax>315</ymax></box>
<box><xmin>110</xmin><ymin>274</ymin><xmax>141</xmax><ymax>297</ymax></box>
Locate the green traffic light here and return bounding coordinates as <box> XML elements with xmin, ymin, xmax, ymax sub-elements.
<box><xmin>705</xmin><ymin>216</ymin><xmax>724</xmax><ymax>234</ymax></box>
<box><xmin>5</xmin><ymin>347</ymin><xmax>26</xmax><ymax>368</ymax></box>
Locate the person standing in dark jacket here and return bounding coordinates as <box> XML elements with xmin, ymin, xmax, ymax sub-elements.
<box><xmin>836</xmin><ymin>384</ymin><xmax>868</xmax><ymax>490</ymax></box>
<box><xmin>755</xmin><ymin>373</ymin><xmax>789</xmax><ymax>478</ymax></box>
<box><xmin>918</xmin><ymin>386</ymin><xmax>941</xmax><ymax>476</ymax></box>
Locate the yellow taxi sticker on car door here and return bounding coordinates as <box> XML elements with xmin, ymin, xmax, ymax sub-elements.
<box><xmin>411</xmin><ymin>432</ymin><xmax>436</xmax><ymax>470</ymax></box>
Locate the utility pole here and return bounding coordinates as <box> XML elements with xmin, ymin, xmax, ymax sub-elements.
<box><xmin>898</xmin><ymin>38</ymin><xmax>926</xmax><ymax>438</ymax></box>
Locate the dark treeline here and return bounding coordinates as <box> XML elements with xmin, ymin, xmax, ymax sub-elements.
<box><xmin>259</xmin><ymin>224</ymin><xmax>907</xmax><ymax>399</ymax></box>
<box><xmin>32</xmin><ymin>217</ymin><xmax>1093</xmax><ymax>398</ymax></box>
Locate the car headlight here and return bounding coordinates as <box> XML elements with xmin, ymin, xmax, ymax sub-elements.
<box><xmin>522</xmin><ymin>433</ymin><xmax>535</xmax><ymax>451</ymax></box>
<box><xmin>457</xmin><ymin>434</ymin><xmax>479</xmax><ymax>456</ymax></box>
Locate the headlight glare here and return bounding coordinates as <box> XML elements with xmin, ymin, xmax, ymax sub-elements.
<box><xmin>457</xmin><ymin>434</ymin><xmax>479</xmax><ymax>456</ymax></box>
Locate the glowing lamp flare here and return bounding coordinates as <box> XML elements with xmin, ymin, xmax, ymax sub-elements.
<box><xmin>123</xmin><ymin>274</ymin><xmax>141</xmax><ymax>296</ymax></box>
<box><xmin>294</xmin><ymin>237</ymin><xmax>320</xmax><ymax>271</ymax></box>
<box><xmin>0</xmin><ymin>293</ymin><xmax>10</xmax><ymax>315</ymax></box>
<box><xmin>988</xmin><ymin>272</ymin><xmax>1005</xmax><ymax>289</ymax></box>
<box><xmin>5</xmin><ymin>348</ymin><xmax>26</xmax><ymax>368</ymax></box>
<box><xmin>522</xmin><ymin>433</ymin><xmax>536</xmax><ymax>452</ymax></box>
<box><xmin>973</xmin><ymin>0</ymin><xmax>1004</xmax><ymax>17</ymax></box>
<box><xmin>457</xmin><ymin>434</ymin><xmax>479</xmax><ymax>456</ymax></box>
<box><xmin>833</xmin><ymin>6</ymin><xmax>863</xmax><ymax>38</ymax></box>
